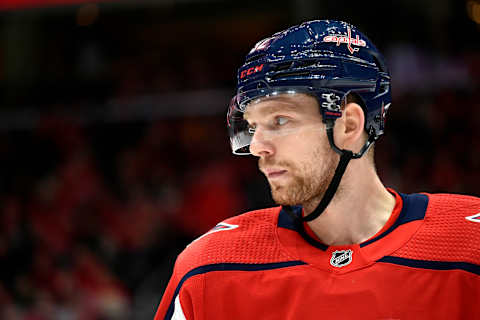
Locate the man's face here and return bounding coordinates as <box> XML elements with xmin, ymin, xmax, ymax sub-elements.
<box><xmin>243</xmin><ymin>93</ymin><xmax>338</xmax><ymax>206</ymax></box>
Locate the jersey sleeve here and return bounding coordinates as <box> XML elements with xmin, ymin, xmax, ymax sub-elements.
<box><xmin>153</xmin><ymin>207</ymin><xmax>286</xmax><ymax>320</ymax></box>
<box><xmin>153</xmin><ymin>257</ymin><xmax>204</xmax><ymax>320</ymax></box>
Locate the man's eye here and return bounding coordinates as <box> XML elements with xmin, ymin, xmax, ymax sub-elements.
<box><xmin>275</xmin><ymin>117</ymin><xmax>289</xmax><ymax>126</ymax></box>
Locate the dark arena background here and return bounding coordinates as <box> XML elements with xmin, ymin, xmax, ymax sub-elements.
<box><xmin>0</xmin><ymin>0</ymin><xmax>479</xmax><ymax>319</ymax></box>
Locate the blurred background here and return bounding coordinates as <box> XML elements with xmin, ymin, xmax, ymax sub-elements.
<box><xmin>0</xmin><ymin>0</ymin><xmax>479</xmax><ymax>319</ymax></box>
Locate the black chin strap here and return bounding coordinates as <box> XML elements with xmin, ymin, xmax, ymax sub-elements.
<box><xmin>282</xmin><ymin>149</ymin><xmax>352</xmax><ymax>223</ymax></box>
<box><xmin>282</xmin><ymin>118</ymin><xmax>374</xmax><ymax>223</ymax></box>
<box><xmin>302</xmin><ymin>149</ymin><xmax>352</xmax><ymax>221</ymax></box>
<box><xmin>283</xmin><ymin>150</ymin><xmax>353</xmax><ymax>222</ymax></box>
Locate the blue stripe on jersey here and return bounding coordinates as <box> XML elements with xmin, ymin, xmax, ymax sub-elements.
<box><xmin>378</xmin><ymin>256</ymin><xmax>480</xmax><ymax>276</ymax></box>
<box><xmin>360</xmin><ymin>193</ymin><xmax>428</xmax><ymax>247</ymax></box>
<box><xmin>164</xmin><ymin>261</ymin><xmax>307</xmax><ymax>320</ymax></box>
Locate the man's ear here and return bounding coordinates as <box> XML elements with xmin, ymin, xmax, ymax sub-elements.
<box><xmin>334</xmin><ymin>102</ymin><xmax>365</xmax><ymax>152</ymax></box>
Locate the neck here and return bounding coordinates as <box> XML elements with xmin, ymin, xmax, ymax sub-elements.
<box><xmin>302</xmin><ymin>159</ymin><xmax>396</xmax><ymax>246</ymax></box>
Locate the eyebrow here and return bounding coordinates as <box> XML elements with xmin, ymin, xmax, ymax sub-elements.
<box><xmin>243</xmin><ymin>102</ymin><xmax>299</xmax><ymax>121</ymax></box>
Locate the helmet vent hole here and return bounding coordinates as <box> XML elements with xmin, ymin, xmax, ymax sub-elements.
<box><xmin>271</xmin><ymin>61</ymin><xmax>295</xmax><ymax>71</ymax></box>
<box><xmin>270</xmin><ymin>71</ymin><xmax>311</xmax><ymax>80</ymax></box>
<box><xmin>245</xmin><ymin>53</ymin><xmax>266</xmax><ymax>63</ymax></box>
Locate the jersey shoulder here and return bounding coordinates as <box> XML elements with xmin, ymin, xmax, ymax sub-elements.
<box><xmin>425</xmin><ymin>193</ymin><xmax>480</xmax><ymax>229</ymax></box>
<box><xmin>172</xmin><ymin>206</ymin><xmax>295</xmax><ymax>278</ymax></box>
<box><xmin>393</xmin><ymin>193</ymin><xmax>480</xmax><ymax>264</ymax></box>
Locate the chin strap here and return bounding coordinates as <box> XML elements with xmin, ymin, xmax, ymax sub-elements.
<box><xmin>301</xmin><ymin>149</ymin><xmax>352</xmax><ymax>221</ymax></box>
<box><xmin>282</xmin><ymin>119</ymin><xmax>374</xmax><ymax>223</ymax></box>
<box><xmin>281</xmin><ymin>144</ymin><xmax>353</xmax><ymax>224</ymax></box>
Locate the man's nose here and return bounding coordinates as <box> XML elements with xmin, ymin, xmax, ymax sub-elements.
<box><xmin>249</xmin><ymin>129</ymin><xmax>275</xmax><ymax>157</ymax></box>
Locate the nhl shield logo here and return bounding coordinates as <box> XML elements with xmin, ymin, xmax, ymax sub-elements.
<box><xmin>330</xmin><ymin>249</ymin><xmax>353</xmax><ymax>267</ymax></box>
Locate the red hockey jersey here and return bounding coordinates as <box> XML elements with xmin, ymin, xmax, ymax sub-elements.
<box><xmin>154</xmin><ymin>191</ymin><xmax>480</xmax><ymax>319</ymax></box>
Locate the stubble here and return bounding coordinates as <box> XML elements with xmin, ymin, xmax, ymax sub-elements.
<box><xmin>262</xmin><ymin>144</ymin><xmax>338</xmax><ymax>207</ymax></box>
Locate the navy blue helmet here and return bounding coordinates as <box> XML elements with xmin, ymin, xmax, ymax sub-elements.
<box><xmin>227</xmin><ymin>20</ymin><xmax>391</xmax><ymax>157</ymax></box>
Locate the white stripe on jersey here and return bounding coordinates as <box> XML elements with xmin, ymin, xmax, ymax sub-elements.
<box><xmin>172</xmin><ymin>295</ymin><xmax>187</xmax><ymax>320</ymax></box>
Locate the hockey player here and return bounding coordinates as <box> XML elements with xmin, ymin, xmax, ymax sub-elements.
<box><xmin>154</xmin><ymin>20</ymin><xmax>480</xmax><ymax>319</ymax></box>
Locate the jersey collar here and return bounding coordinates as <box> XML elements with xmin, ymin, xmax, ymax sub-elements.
<box><xmin>276</xmin><ymin>190</ymin><xmax>429</xmax><ymax>273</ymax></box>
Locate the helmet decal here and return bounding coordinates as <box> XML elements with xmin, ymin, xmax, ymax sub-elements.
<box><xmin>239</xmin><ymin>64</ymin><xmax>264</xmax><ymax>79</ymax></box>
<box><xmin>321</xmin><ymin>92</ymin><xmax>342</xmax><ymax>117</ymax></box>
<box><xmin>249</xmin><ymin>37</ymin><xmax>275</xmax><ymax>54</ymax></box>
<box><xmin>322</xmin><ymin>26</ymin><xmax>367</xmax><ymax>55</ymax></box>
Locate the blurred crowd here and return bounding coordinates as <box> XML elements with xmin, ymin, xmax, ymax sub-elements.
<box><xmin>0</xmin><ymin>114</ymin><xmax>261</xmax><ymax>319</ymax></box>
<box><xmin>0</xmin><ymin>5</ymin><xmax>479</xmax><ymax>319</ymax></box>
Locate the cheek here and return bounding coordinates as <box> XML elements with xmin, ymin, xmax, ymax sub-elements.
<box><xmin>282</xmin><ymin>136</ymin><xmax>328</xmax><ymax>171</ymax></box>
<box><xmin>289</xmin><ymin>129</ymin><xmax>327</xmax><ymax>153</ymax></box>
<box><xmin>277</xmin><ymin>135</ymin><xmax>311</xmax><ymax>160</ymax></box>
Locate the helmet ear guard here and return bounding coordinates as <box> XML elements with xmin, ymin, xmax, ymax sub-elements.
<box><xmin>324</xmin><ymin>119</ymin><xmax>377</xmax><ymax>160</ymax></box>
<box><xmin>323</xmin><ymin>91</ymin><xmax>378</xmax><ymax>159</ymax></box>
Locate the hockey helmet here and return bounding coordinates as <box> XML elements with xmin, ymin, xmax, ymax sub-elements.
<box><xmin>227</xmin><ymin>20</ymin><xmax>391</xmax><ymax>157</ymax></box>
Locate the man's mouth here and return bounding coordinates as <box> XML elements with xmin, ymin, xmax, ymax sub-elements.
<box><xmin>263</xmin><ymin>169</ymin><xmax>288</xmax><ymax>179</ymax></box>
